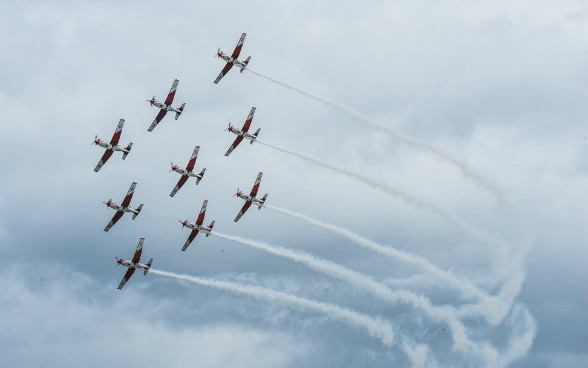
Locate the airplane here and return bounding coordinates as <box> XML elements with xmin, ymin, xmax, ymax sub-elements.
<box><xmin>179</xmin><ymin>199</ymin><xmax>215</xmax><ymax>251</ymax></box>
<box><xmin>224</xmin><ymin>107</ymin><xmax>261</xmax><ymax>156</ymax></box>
<box><xmin>93</xmin><ymin>118</ymin><xmax>133</xmax><ymax>172</ymax></box>
<box><xmin>147</xmin><ymin>78</ymin><xmax>186</xmax><ymax>132</ymax></box>
<box><xmin>214</xmin><ymin>33</ymin><xmax>251</xmax><ymax>84</ymax></box>
<box><xmin>233</xmin><ymin>172</ymin><xmax>268</xmax><ymax>222</ymax></box>
<box><xmin>169</xmin><ymin>145</ymin><xmax>207</xmax><ymax>197</ymax></box>
<box><xmin>116</xmin><ymin>237</ymin><xmax>153</xmax><ymax>290</ymax></box>
<box><xmin>103</xmin><ymin>181</ymin><xmax>143</xmax><ymax>232</ymax></box>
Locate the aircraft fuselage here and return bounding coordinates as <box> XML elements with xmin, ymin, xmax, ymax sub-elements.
<box><xmin>172</xmin><ymin>167</ymin><xmax>201</xmax><ymax>177</ymax></box>
<box><xmin>96</xmin><ymin>141</ymin><xmax>128</xmax><ymax>153</ymax></box>
<box><xmin>107</xmin><ymin>203</ymin><xmax>140</xmax><ymax>214</ymax></box>
<box><xmin>152</xmin><ymin>101</ymin><xmax>182</xmax><ymax>114</ymax></box>
<box><xmin>118</xmin><ymin>259</ymin><xmax>149</xmax><ymax>270</ymax></box>
<box><xmin>219</xmin><ymin>54</ymin><xmax>246</xmax><ymax>67</ymax></box>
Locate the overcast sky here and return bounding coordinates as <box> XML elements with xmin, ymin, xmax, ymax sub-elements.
<box><xmin>1</xmin><ymin>1</ymin><xmax>586</xmax><ymax>367</ymax></box>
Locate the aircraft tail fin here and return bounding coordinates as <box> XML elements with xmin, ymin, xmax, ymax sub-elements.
<box><xmin>206</xmin><ymin>220</ymin><xmax>215</xmax><ymax>237</ymax></box>
<box><xmin>122</xmin><ymin>142</ymin><xmax>133</xmax><ymax>160</ymax></box>
<box><xmin>258</xmin><ymin>194</ymin><xmax>268</xmax><ymax>209</ymax></box>
<box><xmin>240</xmin><ymin>56</ymin><xmax>251</xmax><ymax>72</ymax></box>
<box><xmin>175</xmin><ymin>103</ymin><xmax>186</xmax><ymax>120</ymax></box>
<box><xmin>196</xmin><ymin>167</ymin><xmax>206</xmax><ymax>185</ymax></box>
<box><xmin>250</xmin><ymin>128</ymin><xmax>261</xmax><ymax>144</ymax></box>
<box><xmin>132</xmin><ymin>204</ymin><xmax>143</xmax><ymax>220</ymax></box>
<box><xmin>144</xmin><ymin>258</ymin><xmax>153</xmax><ymax>275</ymax></box>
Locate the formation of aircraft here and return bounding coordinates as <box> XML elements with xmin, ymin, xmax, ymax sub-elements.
<box><xmin>103</xmin><ymin>182</ymin><xmax>144</xmax><ymax>232</ymax></box>
<box><xmin>234</xmin><ymin>172</ymin><xmax>268</xmax><ymax>222</ymax></box>
<box><xmin>179</xmin><ymin>199</ymin><xmax>215</xmax><ymax>251</ymax></box>
<box><xmin>170</xmin><ymin>145</ymin><xmax>207</xmax><ymax>197</ymax></box>
<box><xmin>224</xmin><ymin>107</ymin><xmax>261</xmax><ymax>156</ymax></box>
<box><xmin>94</xmin><ymin>33</ymin><xmax>277</xmax><ymax>289</ymax></box>
<box><xmin>147</xmin><ymin>79</ymin><xmax>186</xmax><ymax>132</ymax></box>
<box><xmin>93</xmin><ymin>118</ymin><xmax>133</xmax><ymax>172</ymax></box>
<box><xmin>214</xmin><ymin>33</ymin><xmax>251</xmax><ymax>84</ymax></box>
<box><xmin>116</xmin><ymin>237</ymin><xmax>153</xmax><ymax>290</ymax></box>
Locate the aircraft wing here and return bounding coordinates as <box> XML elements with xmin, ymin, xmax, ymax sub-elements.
<box><xmin>94</xmin><ymin>149</ymin><xmax>114</xmax><ymax>172</ymax></box>
<box><xmin>164</xmin><ymin>79</ymin><xmax>179</xmax><ymax>105</ymax></box>
<box><xmin>214</xmin><ymin>62</ymin><xmax>233</xmax><ymax>84</ymax></box>
<box><xmin>121</xmin><ymin>182</ymin><xmax>137</xmax><ymax>207</ymax></box>
<box><xmin>131</xmin><ymin>237</ymin><xmax>144</xmax><ymax>264</ymax></box>
<box><xmin>196</xmin><ymin>200</ymin><xmax>208</xmax><ymax>226</ymax></box>
<box><xmin>148</xmin><ymin>109</ymin><xmax>168</xmax><ymax>132</ymax></box>
<box><xmin>104</xmin><ymin>211</ymin><xmax>124</xmax><ymax>232</ymax></box>
<box><xmin>109</xmin><ymin>118</ymin><xmax>125</xmax><ymax>146</ymax></box>
<box><xmin>117</xmin><ymin>268</ymin><xmax>136</xmax><ymax>290</ymax></box>
<box><xmin>249</xmin><ymin>172</ymin><xmax>263</xmax><ymax>197</ymax></box>
<box><xmin>182</xmin><ymin>229</ymin><xmax>200</xmax><ymax>251</ymax></box>
<box><xmin>241</xmin><ymin>107</ymin><xmax>256</xmax><ymax>132</ymax></box>
<box><xmin>231</xmin><ymin>33</ymin><xmax>246</xmax><ymax>59</ymax></box>
<box><xmin>170</xmin><ymin>175</ymin><xmax>189</xmax><ymax>197</ymax></box>
<box><xmin>224</xmin><ymin>136</ymin><xmax>244</xmax><ymax>156</ymax></box>
<box><xmin>185</xmin><ymin>145</ymin><xmax>200</xmax><ymax>172</ymax></box>
<box><xmin>234</xmin><ymin>201</ymin><xmax>252</xmax><ymax>222</ymax></box>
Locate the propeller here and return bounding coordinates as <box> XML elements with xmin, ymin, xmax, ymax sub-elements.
<box><xmin>169</xmin><ymin>162</ymin><xmax>175</xmax><ymax>173</ymax></box>
<box><xmin>92</xmin><ymin>135</ymin><xmax>100</xmax><ymax>145</ymax></box>
<box><xmin>225</xmin><ymin>123</ymin><xmax>232</xmax><ymax>132</ymax></box>
<box><xmin>146</xmin><ymin>96</ymin><xmax>156</xmax><ymax>105</ymax></box>
<box><xmin>178</xmin><ymin>220</ymin><xmax>187</xmax><ymax>228</ymax></box>
<box><xmin>215</xmin><ymin>48</ymin><xmax>221</xmax><ymax>57</ymax></box>
<box><xmin>115</xmin><ymin>256</ymin><xmax>120</xmax><ymax>267</ymax></box>
<box><xmin>234</xmin><ymin>188</ymin><xmax>241</xmax><ymax>197</ymax></box>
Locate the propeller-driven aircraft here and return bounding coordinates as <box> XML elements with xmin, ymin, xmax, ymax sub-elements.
<box><xmin>170</xmin><ymin>145</ymin><xmax>207</xmax><ymax>197</ymax></box>
<box><xmin>103</xmin><ymin>181</ymin><xmax>143</xmax><ymax>232</ymax></box>
<box><xmin>233</xmin><ymin>172</ymin><xmax>268</xmax><ymax>222</ymax></box>
<box><xmin>224</xmin><ymin>107</ymin><xmax>260</xmax><ymax>156</ymax></box>
<box><xmin>147</xmin><ymin>79</ymin><xmax>186</xmax><ymax>132</ymax></box>
<box><xmin>93</xmin><ymin>118</ymin><xmax>133</xmax><ymax>172</ymax></box>
<box><xmin>179</xmin><ymin>200</ymin><xmax>215</xmax><ymax>251</ymax></box>
<box><xmin>116</xmin><ymin>237</ymin><xmax>153</xmax><ymax>290</ymax></box>
<box><xmin>214</xmin><ymin>33</ymin><xmax>251</xmax><ymax>84</ymax></box>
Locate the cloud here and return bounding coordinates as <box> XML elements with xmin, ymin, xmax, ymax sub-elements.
<box><xmin>0</xmin><ymin>263</ymin><xmax>309</xmax><ymax>368</ymax></box>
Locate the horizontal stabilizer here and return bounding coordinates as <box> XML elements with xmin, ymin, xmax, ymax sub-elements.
<box><xmin>175</xmin><ymin>103</ymin><xmax>186</xmax><ymax>120</ymax></box>
<box><xmin>122</xmin><ymin>142</ymin><xmax>133</xmax><ymax>160</ymax></box>
<box><xmin>258</xmin><ymin>194</ymin><xmax>268</xmax><ymax>209</ymax></box>
<box><xmin>144</xmin><ymin>258</ymin><xmax>153</xmax><ymax>275</ymax></box>
<box><xmin>132</xmin><ymin>204</ymin><xmax>143</xmax><ymax>220</ymax></box>
<box><xmin>240</xmin><ymin>56</ymin><xmax>251</xmax><ymax>72</ymax></box>
<box><xmin>206</xmin><ymin>220</ymin><xmax>215</xmax><ymax>237</ymax></box>
<box><xmin>196</xmin><ymin>167</ymin><xmax>207</xmax><ymax>185</ymax></box>
<box><xmin>250</xmin><ymin>128</ymin><xmax>261</xmax><ymax>143</ymax></box>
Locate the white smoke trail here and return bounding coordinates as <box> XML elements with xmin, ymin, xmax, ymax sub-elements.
<box><xmin>256</xmin><ymin>139</ymin><xmax>503</xmax><ymax>251</ymax></box>
<box><xmin>211</xmin><ymin>231</ymin><xmax>475</xmax><ymax>351</ymax></box>
<box><xmin>245</xmin><ymin>67</ymin><xmax>502</xmax><ymax>199</ymax></box>
<box><xmin>497</xmin><ymin>304</ymin><xmax>537</xmax><ymax>368</ymax></box>
<box><xmin>150</xmin><ymin>268</ymin><xmax>394</xmax><ymax>347</ymax></box>
<box><xmin>265</xmin><ymin>203</ymin><xmax>489</xmax><ymax>303</ymax></box>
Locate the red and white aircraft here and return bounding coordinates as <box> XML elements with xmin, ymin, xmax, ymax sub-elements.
<box><xmin>170</xmin><ymin>145</ymin><xmax>207</xmax><ymax>197</ymax></box>
<box><xmin>224</xmin><ymin>107</ymin><xmax>261</xmax><ymax>156</ymax></box>
<box><xmin>234</xmin><ymin>172</ymin><xmax>268</xmax><ymax>222</ymax></box>
<box><xmin>147</xmin><ymin>78</ymin><xmax>186</xmax><ymax>132</ymax></box>
<box><xmin>93</xmin><ymin>118</ymin><xmax>133</xmax><ymax>172</ymax></box>
<box><xmin>116</xmin><ymin>237</ymin><xmax>153</xmax><ymax>290</ymax></box>
<box><xmin>179</xmin><ymin>199</ymin><xmax>215</xmax><ymax>251</ymax></box>
<box><xmin>214</xmin><ymin>33</ymin><xmax>251</xmax><ymax>84</ymax></box>
<box><xmin>103</xmin><ymin>181</ymin><xmax>143</xmax><ymax>232</ymax></box>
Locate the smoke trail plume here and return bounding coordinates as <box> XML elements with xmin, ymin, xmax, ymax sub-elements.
<box><xmin>245</xmin><ymin>67</ymin><xmax>502</xmax><ymax>199</ymax></box>
<box><xmin>256</xmin><ymin>139</ymin><xmax>501</xmax><ymax>250</ymax></box>
<box><xmin>264</xmin><ymin>205</ymin><xmax>489</xmax><ymax>303</ymax></box>
<box><xmin>150</xmin><ymin>269</ymin><xmax>394</xmax><ymax>346</ymax></box>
